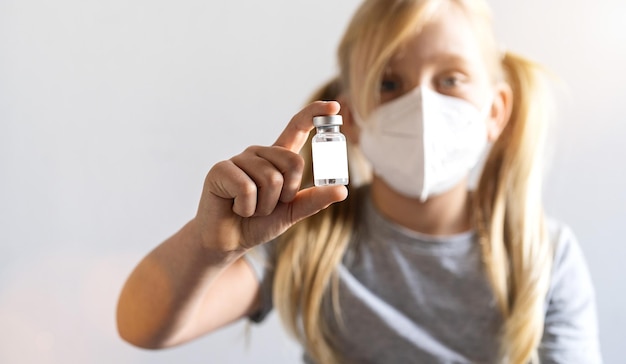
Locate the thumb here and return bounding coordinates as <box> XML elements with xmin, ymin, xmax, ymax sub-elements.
<box><xmin>287</xmin><ymin>186</ymin><xmax>348</xmax><ymax>224</ymax></box>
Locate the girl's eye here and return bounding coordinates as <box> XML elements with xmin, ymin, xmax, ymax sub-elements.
<box><xmin>381</xmin><ymin>79</ymin><xmax>399</xmax><ymax>93</ymax></box>
<box><xmin>436</xmin><ymin>72</ymin><xmax>469</xmax><ymax>96</ymax></box>
<box><xmin>439</xmin><ymin>75</ymin><xmax>461</xmax><ymax>88</ymax></box>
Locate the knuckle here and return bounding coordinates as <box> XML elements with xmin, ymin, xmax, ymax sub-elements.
<box><xmin>263</xmin><ymin>170</ymin><xmax>284</xmax><ymax>189</ymax></box>
<box><xmin>237</xmin><ymin>179</ymin><xmax>257</xmax><ymax>198</ymax></box>
<box><xmin>231</xmin><ymin>146</ymin><xmax>258</xmax><ymax>163</ymax></box>
<box><xmin>233</xmin><ymin>201</ymin><xmax>254</xmax><ymax>218</ymax></box>
<box><xmin>232</xmin><ymin>188</ymin><xmax>256</xmax><ymax>218</ymax></box>
<box><xmin>271</xmin><ymin>146</ymin><xmax>305</xmax><ymax>171</ymax></box>
<box><xmin>289</xmin><ymin>154</ymin><xmax>305</xmax><ymax>172</ymax></box>
<box><xmin>283</xmin><ymin>152</ymin><xmax>305</xmax><ymax>177</ymax></box>
<box><xmin>255</xmin><ymin>204</ymin><xmax>274</xmax><ymax>217</ymax></box>
<box><xmin>206</xmin><ymin>160</ymin><xmax>231</xmax><ymax>183</ymax></box>
<box><xmin>243</xmin><ymin>145</ymin><xmax>261</xmax><ymax>155</ymax></box>
<box><xmin>209</xmin><ymin>160</ymin><xmax>229</xmax><ymax>173</ymax></box>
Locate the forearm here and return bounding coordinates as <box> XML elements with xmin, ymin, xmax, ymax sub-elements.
<box><xmin>116</xmin><ymin>101</ymin><xmax>346</xmax><ymax>349</ymax></box>
<box><xmin>116</xmin><ymin>218</ymin><xmax>245</xmax><ymax>349</ymax></box>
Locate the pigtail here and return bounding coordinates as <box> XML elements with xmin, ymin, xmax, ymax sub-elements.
<box><xmin>475</xmin><ymin>51</ymin><xmax>554</xmax><ymax>364</ymax></box>
<box><xmin>272</xmin><ymin>78</ymin><xmax>368</xmax><ymax>364</ymax></box>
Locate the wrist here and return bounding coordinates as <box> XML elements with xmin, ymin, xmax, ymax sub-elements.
<box><xmin>184</xmin><ymin>218</ymin><xmax>247</xmax><ymax>266</ymax></box>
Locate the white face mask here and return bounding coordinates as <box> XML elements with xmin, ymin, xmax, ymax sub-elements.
<box><xmin>355</xmin><ymin>86</ymin><xmax>490</xmax><ymax>201</ymax></box>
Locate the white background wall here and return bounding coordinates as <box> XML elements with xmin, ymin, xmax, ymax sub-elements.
<box><xmin>1</xmin><ymin>0</ymin><xmax>624</xmax><ymax>363</ymax></box>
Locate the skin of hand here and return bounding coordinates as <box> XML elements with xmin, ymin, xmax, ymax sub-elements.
<box><xmin>193</xmin><ymin>100</ymin><xmax>348</xmax><ymax>259</ymax></box>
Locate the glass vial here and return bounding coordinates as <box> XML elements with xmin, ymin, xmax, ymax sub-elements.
<box><xmin>311</xmin><ymin>115</ymin><xmax>349</xmax><ymax>186</ymax></box>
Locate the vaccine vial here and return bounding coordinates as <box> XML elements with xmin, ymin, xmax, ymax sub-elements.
<box><xmin>311</xmin><ymin>115</ymin><xmax>349</xmax><ymax>186</ymax></box>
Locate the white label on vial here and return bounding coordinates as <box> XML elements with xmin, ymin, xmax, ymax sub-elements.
<box><xmin>312</xmin><ymin>140</ymin><xmax>349</xmax><ymax>180</ymax></box>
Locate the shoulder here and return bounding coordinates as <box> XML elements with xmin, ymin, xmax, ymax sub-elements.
<box><xmin>544</xmin><ymin>218</ymin><xmax>594</xmax><ymax>305</ymax></box>
<box><xmin>544</xmin><ymin>219</ymin><xmax>593</xmax><ymax>299</ymax></box>
<box><xmin>540</xmin><ymin>218</ymin><xmax>602</xmax><ymax>363</ymax></box>
<box><xmin>546</xmin><ymin>219</ymin><xmax>582</xmax><ymax>265</ymax></box>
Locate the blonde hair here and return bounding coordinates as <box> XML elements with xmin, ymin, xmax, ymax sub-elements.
<box><xmin>274</xmin><ymin>1</ymin><xmax>554</xmax><ymax>363</ymax></box>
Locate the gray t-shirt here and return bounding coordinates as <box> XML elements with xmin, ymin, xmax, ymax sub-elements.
<box><xmin>245</xmin><ymin>191</ymin><xmax>601</xmax><ymax>363</ymax></box>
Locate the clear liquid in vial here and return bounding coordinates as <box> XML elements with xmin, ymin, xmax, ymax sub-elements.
<box><xmin>314</xmin><ymin>177</ymin><xmax>350</xmax><ymax>186</ymax></box>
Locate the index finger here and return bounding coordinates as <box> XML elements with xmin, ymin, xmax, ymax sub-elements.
<box><xmin>273</xmin><ymin>101</ymin><xmax>341</xmax><ymax>152</ymax></box>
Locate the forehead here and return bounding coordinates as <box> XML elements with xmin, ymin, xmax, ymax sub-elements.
<box><xmin>388</xmin><ymin>4</ymin><xmax>485</xmax><ymax>68</ymax></box>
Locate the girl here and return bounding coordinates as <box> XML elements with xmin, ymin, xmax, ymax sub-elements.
<box><xmin>117</xmin><ymin>0</ymin><xmax>601</xmax><ymax>363</ymax></box>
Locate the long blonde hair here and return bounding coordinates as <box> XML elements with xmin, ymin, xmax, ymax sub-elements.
<box><xmin>274</xmin><ymin>1</ymin><xmax>554</xmax><ymax>363</ymax></box>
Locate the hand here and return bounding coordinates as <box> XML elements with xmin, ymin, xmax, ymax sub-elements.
<box><xmin>194</xmin><ymin>101</ymin><xmax>348</xmax><ymax>256</ymax></box>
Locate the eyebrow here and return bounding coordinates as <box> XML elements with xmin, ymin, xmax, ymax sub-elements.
<box><xmin>426</xmin><ymin>52</ymin><xmax>471</xmax><ymax>64</ymax></box>
<box><xmin>388</xmin><ymin>52</ymin><xmax>473</xmax><ymax>70</ymax></box>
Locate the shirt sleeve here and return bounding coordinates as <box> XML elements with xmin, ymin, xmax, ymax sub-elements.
<box><xmin>242</xmin><ymin>240</ymin><xmax>276</xmax><ymax>323</ymax></box>
<box><xmin>539</xmin><ymin>224</ymin><xmax>602</xmax><ymax>363</ymax></box>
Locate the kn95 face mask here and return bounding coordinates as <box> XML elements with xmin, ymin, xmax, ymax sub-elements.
<box><xmin>355</xmin><ymin>86</ymin><xmax>490</xmax><ymax>201</ymax></box>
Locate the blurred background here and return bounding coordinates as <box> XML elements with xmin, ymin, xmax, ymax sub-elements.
<box><xmin>1</xmin><ymin>0</ymin><xmax>624</xmax><ymax>362</ymax></box>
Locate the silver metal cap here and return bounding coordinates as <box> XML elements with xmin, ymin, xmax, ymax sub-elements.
<box><xmin>313</xmin><ymin>115</ymin><xmax>343</xmax><ymax>127</ymax></box>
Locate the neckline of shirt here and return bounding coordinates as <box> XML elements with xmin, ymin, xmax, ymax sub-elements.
<box><xmin>361</xmin><ymin>186</ymin><xmax>477</xmax><ymax>254</ymax></box>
